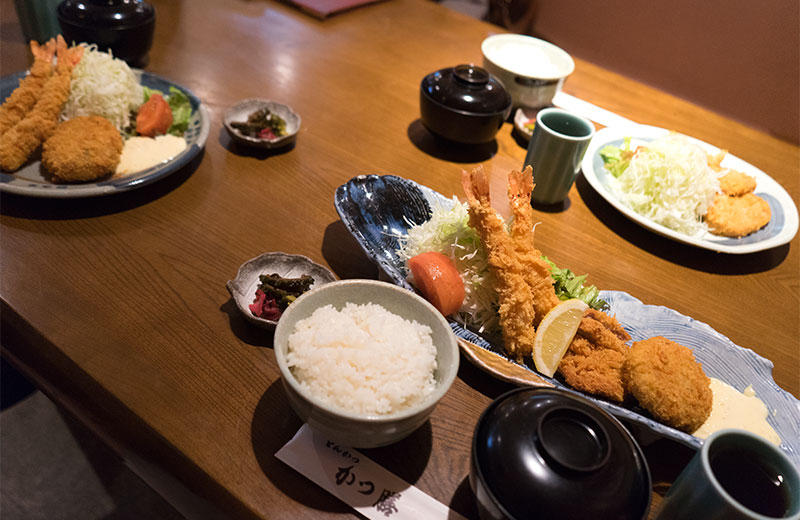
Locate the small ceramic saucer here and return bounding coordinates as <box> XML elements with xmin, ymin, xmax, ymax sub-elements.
<box><xmin>226</xmin><ymin>252</ymin><xmax>336</xmax><ymax>329</ymax></box>
<box><xmin>223</xmin><ymin>99</ymin><xmax>301</xmax><ymax>149</ymax></box>
<box><xmin>513</xmin><ymin>107</ymin><xmax>537</xmax><ymax>140</ymax></box>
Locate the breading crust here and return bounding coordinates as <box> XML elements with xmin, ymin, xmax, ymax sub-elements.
<box><xmin>718</xmin><ymin>170</ymin><xmax>756</xmax><ymax>196</ymax></box>
<box><xmin>42</xmin><ymin>115</ymin><xmax>123</xmax><ymax>182</ymax></box>
<box><xmin>706</xmin><ymin>193</ymin><xmax>771</xmax><ymax>238</ymax></box>
<box><xmin>558</xmin><ymin>311</ymin><xmax>631</xmax><ymax>402</ymax></box>
<box><xmin>622</xmin><ymin>336</ymin><xmax>712</xmax><ymax>432</ymax></box>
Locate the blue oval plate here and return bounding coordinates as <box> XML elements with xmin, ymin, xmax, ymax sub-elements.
<box><xmin>0</xmin><ymin>70</ymin><xmax>209</xmax><ymax>198</ymax></box>
<box><xmin>334</xmin><ymin>174</ymin><xmax>800</xmax><ymax>466</ymax></box>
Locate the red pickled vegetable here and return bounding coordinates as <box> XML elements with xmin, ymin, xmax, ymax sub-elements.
<box><xmin>408</xmin><ymin>252</ymin><xmax>465</xmax><ymax>316</ymax></box>
<box><xmin>249</xmin><ymin>289</ymin><xmax>282</xmax><ymax>321</ymax></box>
<box><xmin>258</xmin><ymin>127</ymin><xmax>277</xmax><ymax>140</ymax></box>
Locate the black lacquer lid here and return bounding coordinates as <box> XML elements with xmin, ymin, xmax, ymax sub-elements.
<box><xmin>472</xmin><ymin>387</ymin><xmax>651</xmax><ymax>520</ymax></box>
<box><xmin>58</xmin><ymin>0</ymin><xmax>154</xmax><ymax>29</ymax></box>
<box><xmin>420</xmin><ymin>64</ymin><xmax>511</xmax><ymax>115</ymax></box>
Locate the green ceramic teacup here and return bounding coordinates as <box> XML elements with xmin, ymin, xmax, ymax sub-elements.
<box><xmin>655</xmin><ymin>429</ymin><xmax>800</xmax><ymax>520</ymax></box>
<box><xmin>523</xmin><ymin>107</ymin><xmax>594</xmax><ymax>205</ymax></box>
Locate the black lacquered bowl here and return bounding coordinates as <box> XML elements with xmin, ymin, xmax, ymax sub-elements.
<box><xmin>471</xmin><ymin>387</ymin><xmax>651</xmax><ymax>520</ymax></box>
<box><xmin>58</xmin><ymin>0</ymin><xmax>155</xmax><ymax>67</ymax></box>
<box><xmin>419</xmin><ymin>64</ymin><xmax>511</xmax><ymax>144</ymax></box>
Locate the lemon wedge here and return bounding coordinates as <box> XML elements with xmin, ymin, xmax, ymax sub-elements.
<box><xmin>533</xmin><ymin>299</ymin><xmax>589</xmax><ymax>377</ymax></box>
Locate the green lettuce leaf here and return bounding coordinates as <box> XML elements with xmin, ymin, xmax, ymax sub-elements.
<box><xmin>543</xmin><ymin>256</ymin><xmax>608</xmax><ymax>311</ymax></box>
<box><xmin>166</xmin><ymin>86</ymin><xmax>191</xmax><ymax>136</ymax></box>
<box><xmin>599</xmin><ymin>136</ymin><xmax>634</xmax><ymax>178</ymax></box>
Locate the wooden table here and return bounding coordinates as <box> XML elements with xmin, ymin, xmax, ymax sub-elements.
<box><xmin>1</xmin><ymin>0</ymin><xmax>798</xmax><ymax>518</ymax></box>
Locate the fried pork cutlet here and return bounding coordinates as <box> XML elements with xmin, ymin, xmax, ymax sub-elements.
<box><xmin>557</xmin><ymin>310</ymin><xmax>631</xmax><ymax>403</ymax></box>
<box><xmin>718</xmin><ymin>170</ymin><xmax>756</xmax><ymax>197</ymax></box>
<box><xmin>705</xmin><ymin>192</ymin><xmax>771</xmax><ymax>238</ymax></box>
<box><xmin>622</xmin><ymin>336</ymin><xmax>712</xmax><ymax>433</ymax></box>
<box><xmin>42</xmin><ymin>116</ymin><xmax>123</xmax><ymax>182</ymax></box>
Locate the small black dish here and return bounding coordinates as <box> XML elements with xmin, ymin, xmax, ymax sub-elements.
<box><xmin>419</xmin><ymin>64</ymin><xmax>511</xmax><ymax>144</ymax></box>
<box><xmin>58</xmin><ymin>0</ymin><xmax>155</xmax><ymax>67</ymax></box>
<box><xmin>471</xmin><ymin>387</ymin><xmax>651</xmax><ymax>520</ymax></box>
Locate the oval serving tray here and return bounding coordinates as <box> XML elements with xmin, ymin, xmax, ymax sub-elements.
<box><xmin>334</xmin><ymin>173</ymin><xmax>800</xmax><ymax>466</ymax></box>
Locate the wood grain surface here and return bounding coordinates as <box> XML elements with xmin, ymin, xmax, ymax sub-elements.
<box><xmin>1</xmin><ymin>0</ymin><xmax>798</xmax><ymax>518</ymax></box>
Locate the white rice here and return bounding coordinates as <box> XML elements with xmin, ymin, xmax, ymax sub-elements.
<box><xmin>286</xmin><ymin>302</ymin><xmax>438</xmax><ymax>416</ymax></box>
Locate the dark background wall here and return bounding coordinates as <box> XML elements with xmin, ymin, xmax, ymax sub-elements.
<box><xmin>490</xmin><ymin>0</ymin><xmax>800</xmax><ymax>144</ymax></box>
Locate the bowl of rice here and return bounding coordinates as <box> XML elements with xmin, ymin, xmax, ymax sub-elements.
<box><xmin>273</xmin><ymin>279</ymin><xmax>460</xmax><ymax>448</ymax></box>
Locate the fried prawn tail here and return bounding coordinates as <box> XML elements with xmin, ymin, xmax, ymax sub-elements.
<box><xmin>0</xmin><ymin>37</ymin><xmax>83</xmax><ymax>172</ymax></box>
<box><xmin>462</xmin><ymin>166</ymin><xmax>537</xmax><ymax>361</ymax></box>
<box><xmin>507</xmin><ymin>166</ymin><xmax>560</xmax><ymax>324</ymax></box>
<box><xmin>0</xmin><ymin>38</ymin><xmax>56</xmax><ymax>137</ymax></box>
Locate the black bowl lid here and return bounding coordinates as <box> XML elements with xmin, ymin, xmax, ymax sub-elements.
<box><xmin>420</xmin><ymin>64</ymin><xmax>511</xmax><ymax>115</ymax></box>
<box><xmin>58</xmin><ymin>0</ymin><xmax>155</xmax><ymax>28</ymax></box>
<box><xmin>472</xmin><ymin>388</ymin><xmax>651</xmax><ymax>520</ymax></box>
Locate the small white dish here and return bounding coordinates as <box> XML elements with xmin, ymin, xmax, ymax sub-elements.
<box><xmin>482</xmin><ymin>34</ymin><xmax>574</xmax><ymax>109</ymax></box>
<box><xmin>581</xmin><ymin>125</ymin><xmax>799</xmax><ymax>254</ymax></box>
<box><xmin>226</xmin><ymin>252</ymin><xmax>336</xmax><ymax>329</ymax></box>
<box><xmin>223</xmin><ymin>99</ymin><xmax>300</xmax><ymax>149</ymax></box>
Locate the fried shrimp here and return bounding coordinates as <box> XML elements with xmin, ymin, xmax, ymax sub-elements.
<box><xmin>622</xmin><ymin>336</ymin><xmax>712</xmax><ymax>432</ymax></box>
<box><xmin>0</xmin><ymin>36</ymin><xmax>83</xmax><ymax>172</ymax></box>
<box><xmin>0</xmin><ymin>38</ymin><xmax>56</xmax><ymax>137</ymax></box>
<box><xmin>462</xmin><ymin>166</ymin><xmax>537</xmax><ymax>361</ymax></box>
<box><xmin>507</xmin><ymin>166</ymin><xmax>560</xmax><ymax>325</ymax></box>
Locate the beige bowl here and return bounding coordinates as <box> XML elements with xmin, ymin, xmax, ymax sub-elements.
<box><xmin>273</xmin><ymin>279</ymin><xmax>460</xmax><ymax>448</ymax></box>
<box><xmin>482</xmin><ymin>34</ymin><xmax>575</xmax><ymax>109</ymax></box>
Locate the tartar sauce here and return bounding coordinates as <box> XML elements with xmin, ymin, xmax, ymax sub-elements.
<box><xmin>116</xmin><ymin>135</ymin><xmax>187</xmax><ymax>176</ymax></box>
<box><xmin>693</xmin><ymin>378</ymin><xmax>781</xmax><ymax>445</ymax></box>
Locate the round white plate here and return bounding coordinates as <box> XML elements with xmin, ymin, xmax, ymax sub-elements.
<box><xmin>0</xmin><ymin>71</ymin><xmax>210</xmax><ymax>198</ymax></box>
<box><xmin>580</xmin><ymin>125</ymin><xmax>798</xmax><ymax>254</ymax></box>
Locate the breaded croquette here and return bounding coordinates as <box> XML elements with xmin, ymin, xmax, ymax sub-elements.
<box><xmin>706</xmin><ymin>192</ymin><xmax>771</xmax><ymax>238</ymax></box>
<box><xmin>42</xmin><ymin>116</ymin><xmax>122</xmax><ymax>182</ymax></box>
<box><xmin>622</xmin><ymin>336</ymin><xmax>712</xmax><ymax>432</ymax></box>
<box><xmin>718</xmin><ymin>170</ymin><xmax>757</xmax><ymax>196</ymax></box>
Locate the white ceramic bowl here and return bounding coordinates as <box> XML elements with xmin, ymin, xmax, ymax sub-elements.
<box><xmin>481</xmin><ymin>34</ymin><xmax>575</xmax><ymax>109</ymax></box>
<box><xmin>273</xmin><ymin>279</ymin><xmax>460</xmax><ymax>448</ymax></box>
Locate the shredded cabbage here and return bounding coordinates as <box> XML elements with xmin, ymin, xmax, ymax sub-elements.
<box><xmin>396</xmin><ymin>196</ymin><xmax>608</xmax><ymax>334</ymax></box>
<box><xmin>607</xmin><ymin>134</ymin><xmax>720</xmax><ymax>237</ymax></box>
<box><xmin>396</xmin><ymin>197</ymin><xmax>500</xmax><ymax>334</ymax></box>
<box><xmin>62</xmin><ymin>44</ymin><xmax>143</xmax><ymax>132</ymax></box>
